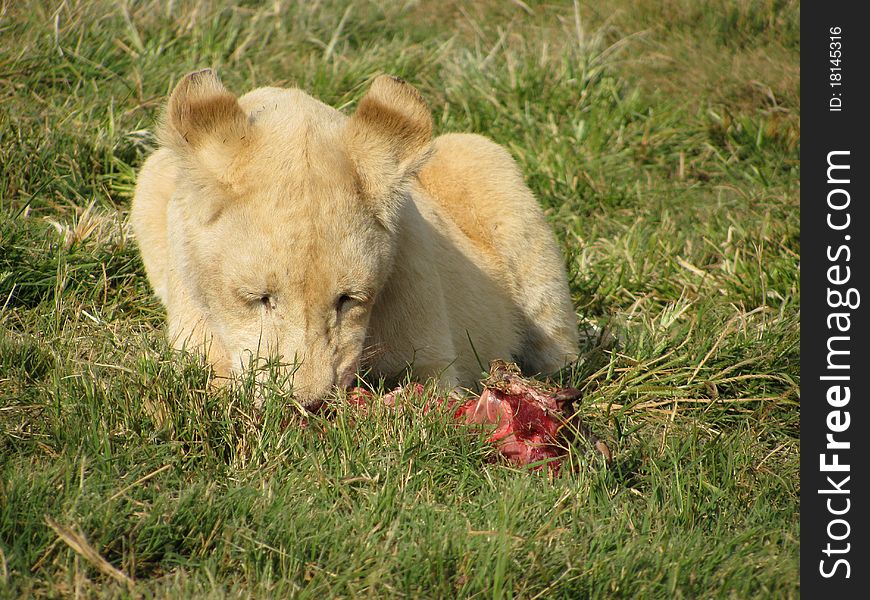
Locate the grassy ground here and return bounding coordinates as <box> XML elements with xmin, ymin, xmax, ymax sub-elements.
<box><xmin>0</xmin><ymin>1</ymin><xmax>800</xmax><ymax>597</ymax></box>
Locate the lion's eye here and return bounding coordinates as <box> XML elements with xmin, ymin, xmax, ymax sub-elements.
<box><xmin>261</xmin><ymin>295</ymin><xmax>275</xmax><ymax>312</ymax></box>
<box><xmin>336</xmin><ymin>294</ymin><xmax>354</xmax><ymax>313</ymax></box>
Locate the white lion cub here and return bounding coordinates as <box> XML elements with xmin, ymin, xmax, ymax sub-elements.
<box><xmin>131</xmin><ymin>70</ymin><xmax>578</xmax><ymax>405</ymax></box>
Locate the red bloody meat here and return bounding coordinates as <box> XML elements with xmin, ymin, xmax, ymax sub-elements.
<box><xmin>344</xmin><ymin>360</ymin><xmax>611</xmax><ymax>470</ymax></box>
<box><xmin>453</xmin><ymin>360</ymin><xmax>610</xmax><ymax>469</ymax></box>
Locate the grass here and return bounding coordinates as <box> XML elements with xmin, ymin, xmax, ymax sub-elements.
<box><xmin>0</xmin><ymin>0</ymin><xmax>799</xmax><ymax>597</ymax></box>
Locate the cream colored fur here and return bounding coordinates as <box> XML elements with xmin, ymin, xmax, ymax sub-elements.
<box><xmin>131</xmin><ymin>70</ymin><xmax>579</xmax><ymax>404</ymax></box>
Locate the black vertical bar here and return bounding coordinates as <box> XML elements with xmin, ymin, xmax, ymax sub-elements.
<box><xmin>802</xmin><ymin>3</ymin><xmax>870</xmax><ymax>596</ymax></box>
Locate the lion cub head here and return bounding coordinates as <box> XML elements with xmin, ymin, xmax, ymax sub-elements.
<box><xmin>160</xmin><ymin>70</ymin><xmax>432</xmax><ymax>405</ymax></box>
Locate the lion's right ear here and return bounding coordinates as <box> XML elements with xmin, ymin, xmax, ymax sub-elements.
<box><xmin>344</xmin><ymin>75</ymin><xmax>433</xmax><ymax>229</ymax></box>
<box><xmin>159</xmin><ymin>69</ymin><xmax>250</xmax><ymax>183</ymax></box>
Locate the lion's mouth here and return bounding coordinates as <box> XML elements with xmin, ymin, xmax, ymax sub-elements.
<box><xmin>295</xmin><ymin>375</ymin><xmax>357</xmax><ymax>414</ymax></box>
<box><xmin>300</xmin><ymin>397</ymin><xmax>325</xmax><ymax>412</ymax></box>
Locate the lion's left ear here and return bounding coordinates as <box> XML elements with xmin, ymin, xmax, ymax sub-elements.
<box><xmin>344</xmin><ymin>76</ymin><xmax>433</xmax><ymax>224</ymax></box>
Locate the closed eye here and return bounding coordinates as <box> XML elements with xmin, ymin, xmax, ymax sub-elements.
<box><xmin>240</xmin><ymin>290</ymin><xmax>276</xmax><ymax>312</ymax></box>
<box><xmin>336</xmin><ymin>294</ymin><xmax>354</xmax><ymax>313</ymax></box>
<box><xmin>336</xmin><ymin>293</ymin><xmax>367</xmax><ymax>314</ymax></box>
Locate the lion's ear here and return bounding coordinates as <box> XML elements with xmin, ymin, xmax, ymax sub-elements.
<box><xmin>159</xmin><ymin>69</ymin><xmax>250</xmax><ymax>182</ymax></box>
<box><xmin>345</xmin><ymin>75</ymin><xmax>433</xmax><ymax>219</ymax></box>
